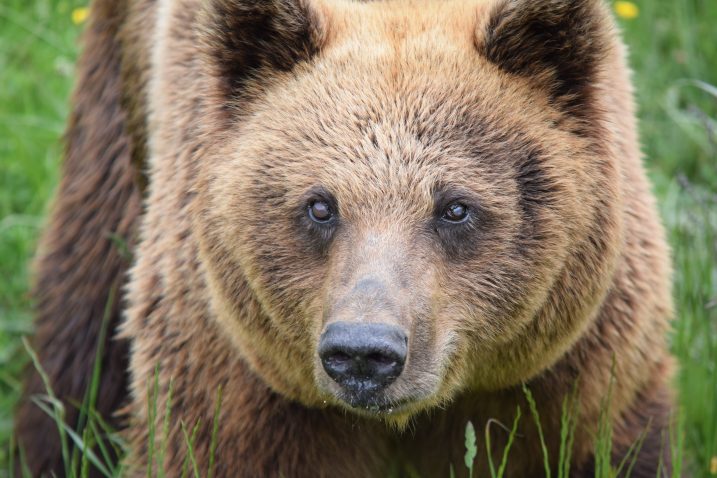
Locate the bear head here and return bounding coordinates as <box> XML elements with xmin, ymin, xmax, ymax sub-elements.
<box><xmin>192</xmin><ymin>0</ymin><xmax>624</xmax><ymax>424</ymax></box>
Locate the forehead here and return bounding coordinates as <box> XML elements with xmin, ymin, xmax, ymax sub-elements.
<box><xmin>324</xmin><ymin>0</ymin><xmax>485</xmax><ymax>52</ymax></box>
<box><xmin>234</xmin><ymin>0</ymin><xmax>561</xmax><ymax>214</ymax></box>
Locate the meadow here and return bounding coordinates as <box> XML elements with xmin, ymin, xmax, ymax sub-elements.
<box><xmin>0</xmin><ymin>0</ymin><xmax>715</xmax><ymax>476</ymax></box>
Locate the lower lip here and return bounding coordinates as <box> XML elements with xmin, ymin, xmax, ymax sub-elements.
<box><xmin>345</xmin><ymin>397</ymin><xmax>414</xmax><ymax>415</ymax></box>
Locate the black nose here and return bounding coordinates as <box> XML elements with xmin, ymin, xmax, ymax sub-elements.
<box><xmin>319</xmin><ymin>322</ymin><xmax>407</xmax><ymax>396</ymax></box>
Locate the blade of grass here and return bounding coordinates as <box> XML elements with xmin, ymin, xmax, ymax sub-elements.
<box><xmin>146</xmin><ymin>364</ymin><xmax>160</xmax><ymax>478</ymax></box>
<box><xmin>485</xmin><ymin>418</ymin><xmax>498</xmax><ymax>478</ymax></box>
<box><xmin>656</xmin><ymin>429</ymin><xmax>666</xmax><ymax>478</ymax></box>
<box><xmin>616</xmin><ymin>418</ymin><xmax>651</xmax><ymax>478</ymax></box>
<box><xmin>670</xmin><ymin>410</ymin><xmax>684</xmax><ymax>478</ymax></box>
<box><xmin>18</xmin><ymin>440</ymin><xmax>32</xmax><ymax>478</ymax></box>
<box><xmin>485</xmin><ymin>413</ymin><xmax>522</xmax><ymax>478</ymax></box>
<box><xmin>30</xmin><ymin>397</ymin><xmax>112</xmax><ymax>477</ymax></box>
<box><xmin>180</xmin><ymin>420</ymin><xmax>201</xmax><ymax>478</ymax></box>
<box><xmin>523</xmin><ymin>383</ymin><xmax>551</xmax><ymax>478</ymax></box>
<box><xmin>207</xmin><ymin>386</ymin><xmax>223</xmax><ymax>478</ymax></box>
<box><xmin>594</xmin><ymin>358</ymin><xmax>617</xmax><ymax>478</ymax></box>
<box><xmin>157</xmin><ymin>378</ymin><xmax>174</xmax><ymax>478</ymax></box>
<box><xmin>80</xmin><ymin>421</ymin><xmax>92</xmax><ymax>478</ymax></box>
<box><xmin>77</xmin><ymin>285</ymin><xmax>117</xmax><ymax>478</ymax></box>
<box><xmin>21</xmin><ymin>337</ymin><xmax>71</xmax><ymax>478</ymax></box>
<box><xmin>87</xmin><ymin>407</ymin><xmax>127</xmax><ymax>457</ymax></box>
<box><xmin>88</xmin><ymin>420</ymin><xmax>115</xmax><ymax>475</ymax></box>
<box><xmin>558</xmin><ymin>381</ymin><xmax>579</xmax><ymax>478</ymax></box>
<box><xmin>464</xmin><ymin>420</ymin><xmax>477</xmax><ymax>478</ymax></box>
<box><xmin>496</xmin><ymin>407</ymin><xmax>522</xmax><ymax>478</ymax></box>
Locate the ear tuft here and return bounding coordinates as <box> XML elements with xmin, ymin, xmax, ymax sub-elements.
<box><xmin>477</xmin><ymin>0</ymin><xmax>614</xmax><ymax>120</ymax></box>
<box><xmin>199</xmin><ymin>0</ymin><xmax>324</xmax><ymax>120</ymax></box>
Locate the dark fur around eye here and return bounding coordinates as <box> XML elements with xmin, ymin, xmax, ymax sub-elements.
<box><xmin>432</xmin><ymin>189</ymin><xmax>489</xmax><ymax>259</ymax></box>
<box><xmin>296</xmin><ymin>186</ymin><xmax>338</xmax><ymax>252</ymax></box>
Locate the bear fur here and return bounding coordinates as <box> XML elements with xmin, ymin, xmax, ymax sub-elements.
<box><xmin>16</xmin><ymin>0</ymin><xmax>675</xmax><ymax>476</ymax></box>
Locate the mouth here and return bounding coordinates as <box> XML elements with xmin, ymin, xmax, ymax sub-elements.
<box><xmin>348</xmin><ymin>399</ymin><xmax>407</xmax><ymax>414</ymax></box>
<box><xmin>332</xmin><ymin>389</ymin><xmax>420</xmax><ymax>417</ymax></box>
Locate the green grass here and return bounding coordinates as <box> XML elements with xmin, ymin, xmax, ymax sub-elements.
<box><xmin>0</xmin><ymin>0</ymin><xmax>85</xmax><ymax>463</ymax></box>
<box><xmin>1</xmin><ymin>0</ymin><xmax>716</xmax><ymax>476</ymax></box>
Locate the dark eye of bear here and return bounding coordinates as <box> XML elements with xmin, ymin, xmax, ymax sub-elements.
<box><xmin>308</xmin><ymin>200</ymin><xmax>333</xmax><ymax>223</ymax></box>
<box><xmin>442</xmin><ymin>202</ymin><xmax>469</xmax><ymax>223</ymax></box>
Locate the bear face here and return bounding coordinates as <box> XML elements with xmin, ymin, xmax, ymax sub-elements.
<box><xmin>192</xmin><ymin>0</ymin><xmax>624</xmax><ymax>423</ymax></box>
<box><xmin>14</xmin><ymin>0</ymin><xmax>674</xmax><ymax>473</ymax></box>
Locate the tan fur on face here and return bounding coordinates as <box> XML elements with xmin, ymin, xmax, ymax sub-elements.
<box><xmin>193</xmin><ymin>0</ymin><xmax>626</xmax><ymax>413</ymax></box>
<box><xmin>16</xmin><ymin>0</ymin><xmax>675</xmax><ymax>475</ymax></box>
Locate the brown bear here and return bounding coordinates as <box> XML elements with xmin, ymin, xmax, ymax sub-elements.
<box><xmin>15</xmin><ymin>0</ymin><xmax>675</xmax><ymax>476</ymax></box>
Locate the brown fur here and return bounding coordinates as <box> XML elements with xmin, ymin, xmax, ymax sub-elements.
<box><xmin>16</xmin><ymin>0</ymin><xmax>675</xmax><ymax>476</ymax></box>
<box><xmin>13</xmin><ymin>1</ymin><xmax>141</xmax><ymax>475</ymax></box>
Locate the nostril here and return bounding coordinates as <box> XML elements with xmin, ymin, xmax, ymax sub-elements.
<box><xmin>328</xmin><ymin>351</ymin><xmax>351</xmax><ymax>363</ymax></box>
<box><xmin>322</xmin><ymin>351</ymin><xmax>351</xmax><ymax>376</ymax></box>
<box><xmin>365</xmin><ymin>352</ymin><xmax>396</xmax><ymax>367</ymax></box>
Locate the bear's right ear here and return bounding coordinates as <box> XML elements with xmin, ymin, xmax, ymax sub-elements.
<box><xmin>199</xmin><ymin>0</ymin><xmax>325</xmax><ymax>121</ymax></box>
<box><xmin>476</xmin><ymin>0</ymin><xmax>614</xmax><ymax>126</ymax></box>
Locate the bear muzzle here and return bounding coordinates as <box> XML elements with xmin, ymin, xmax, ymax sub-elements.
<box><xmin>318</xmin><ymin>321</ymin><xmax>407</xmax><ymax>409</ymax></box>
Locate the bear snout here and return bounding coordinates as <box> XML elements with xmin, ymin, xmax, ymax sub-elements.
<box><xmin>318</xmin><ymin>322</ymin><xmax>407</xmax><ymax>406</ymax></box>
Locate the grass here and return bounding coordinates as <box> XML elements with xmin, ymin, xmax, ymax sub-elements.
<box><xmin>0</xmin><ymin>0</ymin><xmax>84</xmax><ymax>464</ymax></box>
<box><xmin>0</xmin><ymin>0</ymin><xmax>716</xmax><ymax>476</ymax></box>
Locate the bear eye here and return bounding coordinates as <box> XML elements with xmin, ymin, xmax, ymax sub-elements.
<box><xmin>441</xmin><ymin>202</ymin><xmax>469</xmax><ymax>223</ymax></box>
<box><xmin>308</xmin><ymin>200</ymin><xmax>333</xmax><ymax>223</ymax></box>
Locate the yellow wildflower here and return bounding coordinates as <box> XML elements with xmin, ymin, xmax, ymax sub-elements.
<box><xmin>710</xmin><ymin>456</ymin><xmax>717</xmax><ymax>475</ymax></box>
<box><xmin>614</xmin><ymin>1</ymin><xmax>639</xmax><ymax>20</ymax></box>
<box><xmin>72</xmin><ymin>7</ymin><xmax>89</xmax><ymax>25</ymax></box>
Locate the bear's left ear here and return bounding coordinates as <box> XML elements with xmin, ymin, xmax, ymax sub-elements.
<box><xmin>476</xmin><ymin>0</ymin><xmax>614</xmax><ymax>120</ymax></box>
<box><xmin>199</xmin><ymin>0</ymin><xmax>325</xmax><ymax>122</ymax></box>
